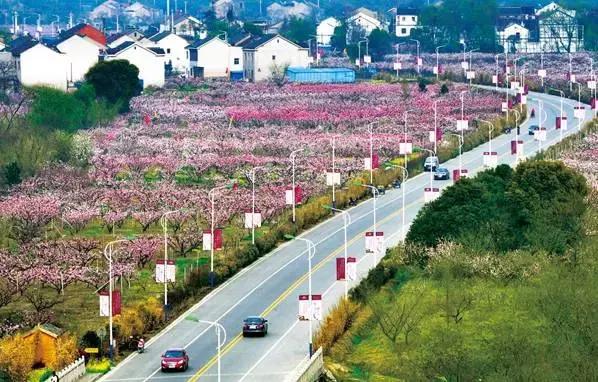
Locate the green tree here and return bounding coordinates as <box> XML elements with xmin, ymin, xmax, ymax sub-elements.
<box><xmin>330</xmin><ymin>23</ymin><xmax>347</xmax><ymax>53</ymax></box>
<box><xmin>367</xmin><ymin>28</ymin><xmax>392</xmax><ymax>61</ymax></box>
<box><xmin>2</xmin><ymin>161</ymin><xmax>21</xmax><ymax>186</ymax></box>
<box><xmin>281</xmin><ymin>16</ymin><xmax>316</xmax><ymax>46</ymax></box>
<box><xmin>28</xmin><ymin>86</ymin><xmax>86</xmax><ymax>132</ymax></box>
<box><xmin>85</xmin><ymin>60</ymin><xmax>142</xmax><ymax>112</ymax></box>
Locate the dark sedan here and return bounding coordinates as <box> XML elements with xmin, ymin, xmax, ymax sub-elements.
<box><xmin>528</xmin><ymin>125</ymin><xmax>540</xmax><ymax>135</ymax></box>
<box><xmin>243</xmin><ymin>316</ymin><xmax>268</xmax><ymax>337</ymax></box>
<box><xmin>161</xmin><ymin>348</ymin><xmax>189</xmax><ymax>372</ymax></box>
<box><xmin>434</xmin><ymin>168</ymin><xmax>450</xmax><ymax>180</ymax></box>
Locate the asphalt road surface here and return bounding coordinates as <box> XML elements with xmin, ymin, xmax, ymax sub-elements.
<box><xmin>100</xmin><ymin>88</ymin><xmax>594</xmax><ymax>382</ymax></box>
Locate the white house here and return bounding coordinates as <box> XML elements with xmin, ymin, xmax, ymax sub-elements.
<box><xmin>392</xmin><ymin>8</ymin><xmax>420</xmax><ymax>37</ymax></box>
<box><xmin>267</xmin><ymin>1</ymin><xmax>313</xmax><ymax>23</ymax></box>
<box><xmin>106</xmin><ymin>33</ymin><xmax>132</xmax><ymax>48</ymax></box>
<box><xmin>346</xmin><ymin>7</ymin><xmax>383</xmax><ymax>42</ymax></box>
<box><xmin>102</xmin><ymin>41</ymin><xmax>165</xmax><ymax>88</ymax></box>
<box><xmin>57</xmin><ymin>24</ymin><xmax>106</xmax><ymax>84</ymax></box>
<box><xmin>12</xmin><ymin>41</ymin><xmax>67</xmax><ymax>90</ymax></box>
<box><xmin>124</xmin><ymin>2</ymin><xmax>154</xmax><ymax>20</ymax></box>
<box><xmin>240</xmin><ymin>34</ymin><xmax>309</xmax><ymax>82</ymax></box>
<box><xmin>89</xmin><ymin>0</ymin><xmax>120</xmax><ymax>20</ymax></box>
<box><xmin>57</xmin><ymin>35</ymin><xmax>103</xmax><ymax>85</ymax></box>
<box><xmin>496</xmin><ymin>2</ymin><xmax>583</xmax><ymax>53</ymax></box>
<box><xmin>171</xmin><ymin>14</ymin><xmax>203</xmax><ymax>37</ymax></box>
<box><xmin>316</xmin><ymin>17</ymin><xmax>341</xmax><ymax>46</ymax></box>
<box><xmin>187</xmin><ymin>37</ymin><xmax>243</xmax><ymax>79</ymax></box>
<box><xmin>148</xmin><ymin>31</ymin><xmax>189</xmax><ymax>74</ymax></box>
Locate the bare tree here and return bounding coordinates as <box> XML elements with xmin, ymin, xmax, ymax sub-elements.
<box><xmin>0</xmin><ymin>60</ymin><xmax>26</xmax><ymax>132</ymax></box>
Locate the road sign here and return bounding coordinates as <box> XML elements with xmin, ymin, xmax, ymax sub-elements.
<box><xmin>155</xmin><ymin>259</ymin><xmax>176</xmax><ymax>283</ymax></box>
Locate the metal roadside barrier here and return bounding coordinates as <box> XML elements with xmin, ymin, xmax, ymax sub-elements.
<box><xmin>56</xmin><ymin>356</ymin><xmax>86</xmax><ymax>382</ymax></box>
<box><xmin>285</xmin><ymin>347</ymin><xmax>324</xmax><ymax>382</ymax></box>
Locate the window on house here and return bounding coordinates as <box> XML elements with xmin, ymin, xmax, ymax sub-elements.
<box><xmin>272</xmin><ymin>55</ymin><xmax>276</xmax><ymax>60</ymax></box>
<box><xmin>412</xmin><ymin>16</ymin><xmax>416</xmax><ymax>22</ymax></box>
<box><xmin>401</xmin><ymin>28</ymin><xmax>407</xmax><ymax>34</ymax></box>
<box><xmin>234</xmin><ymin>58</ymin><xmax>240</xmax><ymax>65</ymax></box>
<box><xmin>167</xmin><ymin>48</ymin><xmax>171</xmax><ymax>53</ymax></box>
<box><xmin>401</xmin><ymin>16</ymin><xmax>405</xmax><ymax>21</ymax></box>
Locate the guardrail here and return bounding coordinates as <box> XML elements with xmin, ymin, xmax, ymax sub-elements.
<box><xmin>57</xmin><ymin>356</ymin><xmax>86</xmax><ymax>382</ymax></box>
<box><xmin>285</xmin><ymin>347</ymin><xmax>324</xmax><ymax>382</ymax></box>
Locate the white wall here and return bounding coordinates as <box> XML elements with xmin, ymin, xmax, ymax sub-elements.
<box><xmin>317</xmin><ymin>17</ymin><xmax>340</xmax><ymax>46</ymax></box>
<box><xmin>155</xmin><ymin>34</ymin><xmax>189</xmax><ymax>74</ymax></box>
<box><xmin>395</xmin><ymin>14</ymin><xmax>418</xmax><ymax>37</ymax></box>
<box><xmin>195</xmin><ymin>39</ymin><xmax>243</xmax><ymax>78</ymax></box>
<box><xmin>106</xmin><ymin>44</ymin><xmax>164</xmax><ymax>88</ymax></box>
<box><xmin>57</xmin><ymin>36</ymin><xmax>101</xmax><ymax>83</ymax></box>
<box><xmin>247</xmin><ymin>37</ymin><xmax>309</xmax><ymax>82</ymax></box>
<box><xmin>18</xmin><ymin>44</ymin><xmax>67</xmax><ymax>90</ymax></box>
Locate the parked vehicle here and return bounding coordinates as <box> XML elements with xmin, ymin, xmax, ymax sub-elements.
<box><xmin>377</xmin><ymin>186</ymin><xmax>386</xmax><ymax>196</ymax></box>
<box><xmin>137</xmin><ymin>338</ymin><xmax>145</xmax><ymax>354</ymax></box>
<box><xmin>392</xmin><ymin>179</ymin><xmax>401</xmax><ymax>189</ymax></box>
<box><xmin>424</xmin><ymin>156</ymin><xmax>439</xmax><ymax>171</ymax></box>
<box><xmin>243</xmin><ymin>316</ymin><xmax>268</xmax><ymax>337</ymax></box>
<box><xmin>161</xmin><ymin>348</ymin><xmax>189</xmax><ymax>372</ymax></box>
<box><xmin>528</xmin><ymin>125</ymin><xmax>540</xmax><ymax>135</ymax></box>
<box><xmin>434</xmin><ymin>167</ymin><xmax>450</xmax><ymax>180</ymax></box>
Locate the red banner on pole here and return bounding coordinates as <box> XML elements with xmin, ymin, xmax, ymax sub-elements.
<box><xmin>214</xmin><ymin>228</ymin><xmax>223</xmax><ymax>250</ymax></box>
<box><xmin>336</xmin><ymin>258</ymin><xmax>345</xmax><ymax>281</ymax></box>
<box><xmin>371</xmin><ymin>153</ymin><xmax>379</xmax><ymax>169</ymax></box>
<box><xmin>592</xmin><ymin>98</ymin><xmax>596</xmax><ymax>110</ymax></box>
<box><xmin>294</xmin><ymin>185</ymin><xmax>302</xmax><ymax>204</ymax></box>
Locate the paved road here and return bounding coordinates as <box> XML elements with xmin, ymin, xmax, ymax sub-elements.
<box><xmin>101</xmin><ymin>89</ymin><xmax>594</xmax><ymax>382</ymax></box>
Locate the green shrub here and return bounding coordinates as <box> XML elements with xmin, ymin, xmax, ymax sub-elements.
<box><xmin>86</xmin><ymin>359</ymin><xmax>111</xmax><ymax>374</ymax></box>
<box><xmin>27</xmin><ymin>368</ymin><xmax>52</xmax><ymax>382</ymax></box>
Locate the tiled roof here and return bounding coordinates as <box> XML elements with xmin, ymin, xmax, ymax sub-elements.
<box><xmin>105</xmin><ymin>40</ymin><xmax>135</xmax><ymax>55</ymax></box>
<box><xmin>148</xmin><ymin>31</ymin><xmax>170</xmax><ymax>42</ymax></box>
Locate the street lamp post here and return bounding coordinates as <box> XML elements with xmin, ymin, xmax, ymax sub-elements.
<box><xmin>330</xmin><ymin>136</ymin><xmax>337</xmax><ymax>209</ymax></box>
<box><xmin>421</xmin><ymin>149</ymin><xmax>436</xmax><ymax>189</ymax></box>
<box><xmin>249</xmin><ymin>167</ymin><xmax>264</xmax><ymax>245</ymax></box>
<box><xmin>460</xmin><ymin>40</ymin><xmax>467</xmax><ymax>75</ymax></box>
<box><xmin>512</xmin><ymin>109</ymin><xmax>521</xmax><ymax>162</ymax></box>
<box><xmin>208</xmin><ymin>185</ymin><xmax>229</xmax><ymax>286</ymax></box>
<box><xmin>495</xmin><ymin>54</ymin><xmax>500</xmax><ymax>89</ymax></box>
<box><xmin>160</xmin><ymin>210</ymin><xmax>184</xmax><ymax>315</ymax></box>
<box><xmin>384</xmin><ymin>165</ymin><xmax>408</xmax><ymax>239</ymax></box>
<box><xmin>467</xmin><ymin>48</ymin><xmax>479</xmax><ymax>87</ymax></box>
<box><xmin>357</xmin><ymin>38</ymin><xmax>368</xmax><ymax>67</ymax></box>
<box><xmin>478</xmin><ymin>119</ymin><xmax>495</xmax><ymax>156</ymax></box>
<box><xmin>410</xmin><ymin>38</ymin><xmax>421</xmax><ymax>75</ymax></box>
<box><xmin>549</xmin><ymin>87</ymin><xmax>565</xmax><ymax>141</ymax></box>
<box><xmin>395</xmin><ymin>42</ymin><xmax>406</xmax><ymax>77</ymax></box>
<box><xmin>435</xmin><ymin>44</ymin><xmax>447</xmax><ymax>81</ymax></box>
<box><xmin>360</xmin><ymin>184</ymin><xmax>379</xmax><ymax>263</ymax></box>
<box><xmin>103</xmin><ymin>239</ymin><xmax>129</xmax><ymax>361</ymax></box>
<box><xmin>569</xmin><ymin>52</ymin><xmax>573</xmax><ymax>91</ymax></box>
<box><xmin>324</xmin><ymin>206</ymin><xmax>351</xmax><ymax>298</ymax></box>
<box><xmin>286</xmin><ymin>236</ymin><xmax>316</xmax><ymax>357</ymax></box>
<box><xmin>449</xmin><ymin>133</ymin><xmax>464</xmax><ymax>176</ymax></box>
<box><xmin>186</xmin><ymin>317</ymin><xmax>227</xmax><ymax>382</ymax></box>
<box><xmin>290</xmin><ymin>148</ymin><xmax>304</xmax><ymax>223</ymax></box>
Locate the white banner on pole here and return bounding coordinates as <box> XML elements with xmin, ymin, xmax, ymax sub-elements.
<box><xmin>534</xmin><ymin>128</ymin><xmax>547</xmax><ymax>141</ymax></box>
<box><xmin>492</xmin><ymin>75</ymin><xmax>498</xmax><ymax>84</ymax></box>
<box><xmin>520</xmin><ymin>95</ymin><xmax>527</xmax><ymax>105</ymax></box>
<box><xmin>244</xmin><ymin>212</ymin><xmax>262</xmax><ymax>229</ymax></box>
<box><xmin>365</xmin><ymin>232</ymin><xmax>385</xmax><ymax>257</ymax></box>
<box><xmin>483</xmin><ymin>152</ymin><xmax>498</xmax><ymax>167</ymax></box>
<box><xmin>433</xmin><ymin>66</ymin><xmax>439</xmax><ymax>75</ymax></box>
<box><xmin>561</xmin><ymin>117</ymin><xmax>568</xmax><ymax>130</ymax></box>
<box><xmin>285</xmin><ymin>189</ymin><xmax>294</xmax><ymax>205</ymax></box>
<box><xmin>588</xmin><ymin>80</ymin><xmax>597</xmax><ymax>90</ymax></box>
<box><xmin>364</xmin><ymin>157</ymin><xmax>372</xmax><ymax>170</ymax></box>
<box><xmin>574</xmin><ymin>108</ymin><xmax>585</xmax><ymax>119</ymax></box>
<box><xmin>461</xmin><ymin>61</ymin><xmax>469</xmax><ymax>70</ymax></box>
<box><xmin>424</xmin><ymin>187</ymin><xmax>440</xmax><ymax>203</ymax></box>
<box><xmin>466</xmin><ymin>70</ymin><xmax>475</xmax><ymax>79</ymax></box>
<box><xmin>538</xmin><ymin>69</ymin><xmax>547</xmax><ymax>78</ymax></box>
<box><xmin>298</xmin><ymin>295</ymin><xmax>310</xmax><ymax>321</ymax></box>
<box><xmin>456</xmin><ymin>119</ymin><xmax>468</xmax><ymax>131</ymax></box>
<box><xmin>502</xmin><ymin>102</ymin><xmax>508</xmax><ymax>112</ymax></box>
<box><xmin>99</xmin><ymin>294</ymin><xmax>110</xmax><ymax>317</ymax></box>
<box><xmin>569</xmin><ymin>74</ymin><xmax>576</xmax><ymax>83</ymax></box>
<box><xmin>355</xmin><ymin>58</ymin><xmax>360</xmax><ymax>66</ymax></box>
<box><xmin>326</xmin><ymin>172</ymin><xmax>341</xmax><ymax>186</ymax></box>
<box><xmin>363</xmin><ymin>55</ymin><xmax>371</xmax><ymax>64</ymax></box>
<box><xmin>155</xmin><ymin>260</ymin><xmax>176</xmax><ymax>283</ymax></box>
<box><xmin>517</xmin><ymin>141</ymin><xmax>524</xmax><ymax>155</ymax></box>
<box><xmin>346</xmin><ymin>258</ymin><xmax>357</xmax><ymax>281</ymax></box>
<box><xmin>202</xmin><ymin>232</ymin><xmax>212</xmax><ymax>251</ymax></box>
<box><xmin>510</xmin><ymin>81</ymin><xmax>520</xmax><ymax>90</ymax></box>
<box><xmin>393</xmin><ymin>62</ymin><xmax>402</xmax><ymax>70</ymax></box>
<box><xmin>399</xmin><ymin>141</ymin><xmax>413</xmax><ymax>155</ymax></box>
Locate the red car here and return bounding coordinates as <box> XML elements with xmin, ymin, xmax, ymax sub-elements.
<box><xmin>161</xmin><ymin>348</ymin><xmax>189</xmax><ymax>372</ymax></box>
